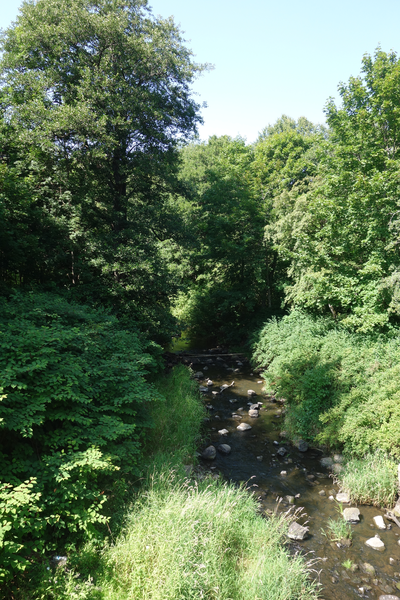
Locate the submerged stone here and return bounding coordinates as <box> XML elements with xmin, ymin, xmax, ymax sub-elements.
<box><xmin>217</xmin><ymin>444</ymin><xmax>231</xmax><ymax>455</ymax></box>
<box><xmin>361</xmin><ymin>562</ymin><xmax>376</xmax><ymax>577</ymax></box>
<box><xmin>277</xmin><ymin>447</ymin><xmax>287</xmax><ymax>457</ymax></box>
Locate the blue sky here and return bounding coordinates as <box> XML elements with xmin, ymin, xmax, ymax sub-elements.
<box><xmin>2</xmin><ymin>0</ymin><xmax>400</xmax><ymax>142</ymax></box>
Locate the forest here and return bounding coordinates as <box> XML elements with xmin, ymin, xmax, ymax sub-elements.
<box><xmin>1</xmin><ymin>0</ymin><xmax>400</xmax><ymax>598</ymax></box>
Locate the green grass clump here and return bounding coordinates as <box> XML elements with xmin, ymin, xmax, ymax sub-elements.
<box><xmin>321</xmin><ymin>517</ymin><xmax>352</xmax><ymax>543</ymax></box>
<box><xmin>336</xmin><ymin>452</ymin><xmax>398</xmax><ymax>508</ymax></box>
<box><xmin>95</xmin><ymin>471</ymin><xmax>319</xmax><ymax>600</ymax></box>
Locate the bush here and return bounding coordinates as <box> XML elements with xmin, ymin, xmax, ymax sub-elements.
<box><xmin>0</xmin><ymin>291</ymin><xmax>164</xmax><ymax>583</ymax></box>
<box><xmin>251</xmin><ymin>310</ymin><xmax>400</xmax><ymax>457</ymax></box>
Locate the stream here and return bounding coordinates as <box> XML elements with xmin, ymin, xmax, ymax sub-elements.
<box><xmin>174</xmin><ymin>347</ymin><xmax>400</xmax><ymax>600</ymax></box>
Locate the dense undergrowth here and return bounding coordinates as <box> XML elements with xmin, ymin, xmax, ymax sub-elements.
<box><xmin>7</xmin><ymin>362</ymin><xmax>320</xmax><ymax>600</ymax></box>
<box><xmin>251</xmin><ymin>310</ymin><xmax>400</xmax><ymax>459</ymax></box>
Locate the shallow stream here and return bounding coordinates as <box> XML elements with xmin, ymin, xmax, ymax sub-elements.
<box><xmin>180</xmin><ymin>350</ymin><xmax>400</xmax><ymax>599</ymax></box>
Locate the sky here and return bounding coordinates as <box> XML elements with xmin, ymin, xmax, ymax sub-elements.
<box><xmin>2</xmin><ymin>0</ymin><xmax>400</xmax><ymax>143</ymax></box>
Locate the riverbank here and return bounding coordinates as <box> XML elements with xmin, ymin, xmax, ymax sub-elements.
<box><xmin>251</xmin><ymin>311</ymin><xmax>400</xmax><ymax>501</ymax></box>
<box><xmin>15</xmin><ymin>364</ymin><xmax>319</xmax><ymax>600</ymax></box>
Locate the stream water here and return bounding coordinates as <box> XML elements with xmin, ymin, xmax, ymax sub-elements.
<box><xmin>176</xmin><ymin>349</ymin><xmax>400</xmax><ymax>600</ymax></box>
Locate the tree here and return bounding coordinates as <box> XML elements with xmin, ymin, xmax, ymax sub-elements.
<box><xmin>258</xmin><ymin>114</ymin><xmax>326</xmax><ymax>140</ymax></box>
<box><xmin>267</xmin><ymin>50</ymin><xmax>400</xmax><ymax>331</ymax></box>
<box><xmin>0</xmin><ymin>0</ymin><xmax>206</xmax><ymax>341</ymax></box>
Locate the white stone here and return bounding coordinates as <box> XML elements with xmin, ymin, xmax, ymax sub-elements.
<box><xmin>280</xmin><ymin>470</ymin><xmax>287</xmax><ymax>476</ymax></box>
<box><xmin>365</xmin><ymin>536</ymin><xmax>385</xmax><ymax>551</ymax></box>
<box><xmin>336</xmin><ymin>492</ymin><xmax>351</xmax><ymax>503</ymax></box>
<box><xmin>218</xmin><ymin>429</ymin><xmax>229</xmax><ymax>436</ymax></box>
<box><xmin>237</xmin><ymin>423</ymin><xmax>252</xmax><ymax>431</ymax></box>
<box><xmin>373</xmin><ymin>515</ymin><xmax>386</xmax><ymax>529</ymax></box>
<box><xmin>248</xmin><ymin>409</ymin><xmax>259</xmax><ymax>418</ymax></box>
<box><xmin>343</xmin><ymin>507</ymin><xmax>360</xmax><ymax>522</ymax></box>
<box><xmin>247</xmin><ymin>389</ymin><xmax>257</xmax><ymax>396</ymax></box>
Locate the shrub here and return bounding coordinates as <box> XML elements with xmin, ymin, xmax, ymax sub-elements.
<box><xmin>0</xmin><ymin>291</ymin><xmax>164</xmax><ymax>583</ymax></box>
<box><xmin>251</xmin><ymin>310</ymin><xmax>400</xmax><ymax>459</ymax></box>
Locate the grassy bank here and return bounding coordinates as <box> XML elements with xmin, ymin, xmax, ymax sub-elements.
<box><xmin>15</xmin><ymin>364</ymin><xmax>320</xmax><ymax>600</ymax></box>
<box><xmin>251</xmin><ymin>311</ymin><xmax>400</xmax><ymax>506</ymax></box>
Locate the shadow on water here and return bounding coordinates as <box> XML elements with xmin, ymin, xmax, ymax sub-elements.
<box><xmin>182</xmin><ymin>349</ymin><xmax>400</xmax><ymax>600</ymax></box>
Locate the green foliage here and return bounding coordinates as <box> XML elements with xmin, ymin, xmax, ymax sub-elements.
<box><xmin>173</xmin><ymin>134</ymin><xmax>289</xmax><ymax>343</ymax></box>
<box><xmin>0</xmin><ymin>291</ymin><xmax>164</xmax><ymax>583</ymax></box>
<box><xmin>252</xmin><ymin>311</ymin><xmax>400</xmax><ymax>458</ymax></box>
<box><xmin>336</xmin><ymin>452</ymin><xmax>398</xmax><ymax>508</ymax></box>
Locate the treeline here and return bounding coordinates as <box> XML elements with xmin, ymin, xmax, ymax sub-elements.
<box><xmin>2</xmin><ymin>0</ymin><xmax>400</xmax><ymax>590</ymax></box>
<box><xmin>172</xmin><ymin>51</ymin><xmax>400</xmax><ymax>339</ymax></box>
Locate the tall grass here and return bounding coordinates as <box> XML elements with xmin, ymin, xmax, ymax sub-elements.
<box><xmin>337</xmin><ymin>452</ymin><xmax>398</xmax><ymax>508</ymax></box>
<box><xmin>145</xmin><ymin>364</ymin><xmax>206</xmax><ymax>470</ymax></box>
<box><xmin>93</xmin><ymin>471</ymin><xmax>320</xmax><ymax>600</ymax></box>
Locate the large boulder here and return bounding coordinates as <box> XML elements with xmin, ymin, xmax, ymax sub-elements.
<box><xmin>248</xmin><ymin>409</ymin><xmax>259</xmax><ymax>418</ymax></box>
<box><xmin>365</xmin><ymin>535</ymin><xmax>385</xmax><ymax>551</ymax></box>
<box><xmin>373</xmin><ymin>515</ymin><xmax>386</xmax><ymax>529</ymax></box>
<box><xmin>336</xmin><ymin>492</ymin><xmax>351</xmax><ymax>503</ymax></box>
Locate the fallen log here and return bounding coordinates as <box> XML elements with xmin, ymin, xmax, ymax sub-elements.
<box><xmin>385</xmin><ymin>510</ymin><xmax>400</xmax><ymax>529</ymax></box>
<box><xmin>220</xmin><ymin>381</ymin><xmax>235</xmax><ymax>393</ymax></box>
